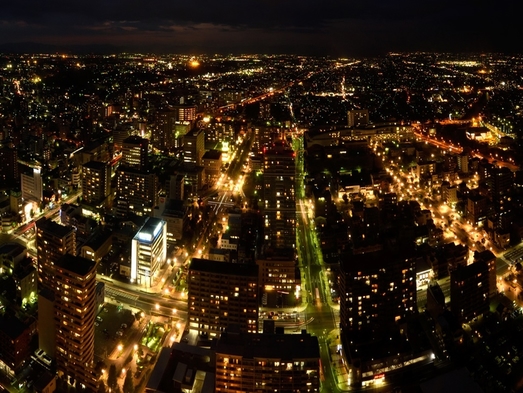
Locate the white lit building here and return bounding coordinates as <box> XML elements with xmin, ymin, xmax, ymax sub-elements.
<box><xmin>131</xmin><ymin>217</ymin><xmax>167</xmax><ymax>287</ymax></box>
<box><xmin>21</xmin><ymin>165</ymin><xmax>43</xmax><ymax>203</ymax></box>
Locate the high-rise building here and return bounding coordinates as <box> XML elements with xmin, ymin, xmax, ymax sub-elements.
<box><xmin>54</xmin><ymin>254</ymin><xmax>98</xmax><ymax>391</ymax></box>
<box><xmin>173</xmin><ymin>104</ymin><xmax>196</xmax><ymax>122</ymax></box>
<box><xmin>263</xmin><ymin>140</ymin><xmax>296</xmax><ymax>250</ymax></box>
<box><xmin>188</xmin><ymin>258</ymin><xmax>259</xmax><ymax>337</ymax></box>
<box><xmin>486</xmin><ymin>166</ymin><xmax>514</xmax><ymax>228</ymax></box>
<box><xmin>215</xmin><ymin>329</ymin><xmax>320</xmax><ymax>392</ymax></box>
<box><xmin>450</xmin><ymin>260</ymin><xmax>489</xmax><ymax>323</ymax></box>
<box><xmin>202</xmin><ymin>149</ymin><xmax>222</xmax><ymax>186</ymax></box>
<box><xmin>339</xmin><ymin>244</ymin><xmax>417</xmax><ymax>335</ymax></box>
<box><xmin>347</xmin><ymin>109</ymin><xmax>369</xmax><ymax>127</ymax></box>
<box><xmin>0</xmin><ymin>146</ymin><xmax>18</xmax><ymax>185</ymax></box>
<box><xmin>473</xmin><ymin>250</ymin><xmax>497</xmax><ymax>298</ymax></box>
<box><xmin>21</xmin><ymin>164</ymin><xmax>43</xmax><ymax>203</ymax></box>
<box><xmin>82</xmin><ymin>161</ymin><xmax>111</xmax><ymax>206</ymax></box>
<box><xmin>115</xmin><ymin>167</ymin><xmax>158</xmax><ymax>216</ymax></box>
<box><xmin>183</xmin><ymin>128</ymin><xmax>205</xmax><ymax>166</ymax></box>
<box><xmin>131</xmin><ymin>217</ymin><xmax>167</xmax><ymax>287</ymax></box>
<box><xmin>122</xmin><ymin>136</ymin><xmax>149</xmax><ymax>171</ymax></box>
<box><xmin>36</xmin><ymin>217</ymin><xmax>76</xmax><ymax>290</ymax></box>
<box><xmin>168</xmin><ymin>174</ymin><xmax>185</xmax><ymax>201</ymax></box>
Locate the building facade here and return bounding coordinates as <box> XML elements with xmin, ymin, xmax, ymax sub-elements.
<box><xmin>188</xmin><ymin>259</ymin><xmax>259</xmax><ymax>337</ymax></box>
<box><xmin>215</xmin><ymin>329</ymin><xmax>320</xmax><ymax>392</ymax></box>
<box><xmin>131</xmin><ymin>217</ymin><xmax>167</xmax><ymax>287</ymax></box>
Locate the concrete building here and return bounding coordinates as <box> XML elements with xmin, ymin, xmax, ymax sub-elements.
<box><xmin>21</xmin><ymin>164</ymin><xmax>43</xmax><ymax>203</ymax></box>
<box><xmin>202</xmin><ymin>149</ymin><xmax>222</xmax><ymax>186</ymax></box>
<box><xmin>131</xmin><ymin>217</ymin><xmax>167</xmax><ymax>287</ymax></box>
<box><xmin>82</xmin><ymin>160</ymin><xmax>111</xmax><ymax>206</ymax></box>
<box><xmin>36</xmin><ymin>217</ymin><xmax>76</xmax><ymax>290</ymax></box>
<box><xmin>183</xmin><ymin>128</ymin><xmax>205</xmax><ymax>166</ymax></box>
<box><xmin>215</xmin><ymin>328</ymin><xmax>320</xmax><ymax>392</ymax></box>
<box><xmin>263</xmin><ymin>140</ymin><xmax>296</xmax><ymax>250</ymax></box>
<box><xmin>122</xmin><ymin>135</ymin><xmax>149</xmax><ymax>171</ymax></box>
<box><xmin>53</xmin><ymin>254</ymin><xmax>98</xmax><ymax>391</ymax></box>
<box><xmin>115</xmin><ymin>167</ymin><xmax>158</xmax><ymax>216</ymax></box>
<box><xmin>347</xmin><ymin>109</ymin><xmax>369</xmax><ymax>128</ymax></box>
<box><xmin>450</xmin><ymin>261</ymin><xmax>489</xmax><ymax>323</ymax></box>
<box><xmin>188</xmin><ymin>258</ymin><xmax>259</xmax><ymax>337</ymax></box>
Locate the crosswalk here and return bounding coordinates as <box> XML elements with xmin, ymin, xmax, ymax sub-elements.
<box><xmin>105</xmin><ymin>287</ymin><xmax>139</xmax><ymax>302</ymax></box>
<box><xmin>504</xmin><ymin>246</ymin><xmax>523</xmax><ymax>264</ymax></box>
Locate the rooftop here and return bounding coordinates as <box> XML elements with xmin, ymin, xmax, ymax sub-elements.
<box><xmin>216</xmin><ymin>329</ymin><xmax>320</xmax><ymax>360</ymax></box>
<box><xmin>189</xmin><ymin>258</ymin><xmax>258</xmax><ymax>278</ymax></box>
<box><xmin>55</xmin><ymin>254</ymin><xmax>96</xmax><ymax>277</ymax></box>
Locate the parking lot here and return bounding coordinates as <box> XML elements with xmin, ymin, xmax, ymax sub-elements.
<box><xmin>94</xmin><ymin>302</ymin><xmax>138</xmax><ymax>361</ymax></box>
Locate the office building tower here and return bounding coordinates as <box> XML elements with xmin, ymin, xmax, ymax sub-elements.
<box><xmin>21</xmin><ymin>164</ymin><xmax>43</xmax><ymax>203</ymax></box>
<box><xmin>131</xmin><ymin>217</ymin><xmax>167</xmax><ymax>287</ymax></box>
<box><xmin>36</xmin><ymin>217</ymin><xmax>76</xmax><ymax>290</ymax></box>
<box><xmin>183</xmin><ymin>128</ymin><xmax>205</xmax><ymax>166</ymax></box>
<box><xmin>188</xmin><ymin>258</ymin><xmax>259</xmax><ymax>337</ymax></box>
<box><xmin>450</xmin><ymin>260</ymin><xmax>489</xmax><ymax>323</ymax></box>
<box><xmin>348</xmin><ymin>109</ymin><xmax>369</xmax><ymax>128</ymax></box>
<box><xmin>82</xmin><ymin>161</ymin><xmax>111</xmax><ymax>206</ymax></box>
<box><xmin>215</xmin><ymin>329</ymin><xmax>320</xmax><ymax>392</ymax></box>
<box><xmin>0</xmin><ymin>146</ymin><xmax>18</xmax><ymax>185</ymax></box>
<box><xmin>54</xmin><ymin>254</ymin><xmax>98</xmax><ymax>391</ymax></box>
<box><xmin>115</xmin><ymin>167</ymin><xmax>158</xmax><ymax>216</ymax></box>
<box><xmin>122</xmin><ymin>136</ymin><xmax>149</xmax><ymax>171</ymax></box>
<box><xmin>263</xmin><ymin>140</ymin><xmax>296</xmax><ymax>250</ymax></box>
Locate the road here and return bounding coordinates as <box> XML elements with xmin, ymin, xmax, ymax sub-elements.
<box><xmin>294</xmin><ymin>134</ymin><xmax>343</xmax><ymax>392</ymax></box>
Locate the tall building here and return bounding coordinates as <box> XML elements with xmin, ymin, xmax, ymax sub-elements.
<box><xmin>486</xmin><ymin>166</ymin><xmax>514</xmax><ymax>228</ymax></box>
<box><xmin>36</xmin><ymin>217</ymin><xmax>76</xmax><ymax>290</ymax></box>
<box><xmin>339</xmin><ymin>244</ymin><xmax>417</xmax><ymax>335</ymax></box>
<box><xmin>347</xmin><ymin>109</ymin><xmax>369</xmax><ymax>127</ymax></box>
<box><xmin>183</xmin><ymin>128</ymin><xmax>205</xmax><ymax>166</ymax></box>
<box><xmin>82</xmin><ymin>161</ymin><xmax>111</xmax><ymax>205</ymax></box>
<box><xmin>450</xmin><ymin>260</ymin><xmax>489</xmax><ymax>323</ymax></box>
<box><xmin>21</xmin><ymin>164</ymin><xmax>43</xmax><ymax>203</ymax></box>
<box><xmin>173</xmin><ymin>104</ymin><xmax>196</xmax><ymax>122</ymax></box>
<box><xmin>115</xmin><ymin>167</ymin><xmax>158</xmax><ymax>216</ymax></box>
<box><xmin>122</xmin><ymin>135</ymin><xmax>149</xmax><ymax>171</ymax></box>
<box><xmin>474</xmin><ymin>250</ymin><xmax>497</xmax><ymax>298</ymax></box>
<box><xmin>54</xmin><ymin>254</ymin><xmax>98</xmax><ymax>391</ymax></box>
<box><xmin>263</xmin><ymin>140</ymin><xmax>296</xmax><ymax>250</ymax></box>
<box><xmin>188</xmin><ymin>258</ymin><xmax>259</xmax><ymax>337</ymax></box>
<box><xmin>0</xmin><ymin>146</ymin><xmax>18</xmax><ymax>185</ymax></box>
<box><xmin>131</xmin><ymin>217</ymin><xmax>167</xmax><ymax>287</ymax></box>
<box><xmin>215</xmin><ymin>329</ymin><xmax>320</xmax><ymax>392</ymax></box>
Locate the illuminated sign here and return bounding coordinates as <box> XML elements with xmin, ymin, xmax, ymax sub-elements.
<box><xmin>374</xmin><ymin>374</ymin><xmax>385</xmax><ymax>380</ymax></box>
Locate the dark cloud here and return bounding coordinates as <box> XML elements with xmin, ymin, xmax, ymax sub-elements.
<box><xmin>0</xmin><ymin>0</ymin><xmax>520</xmax><ymax>55</ymax></box>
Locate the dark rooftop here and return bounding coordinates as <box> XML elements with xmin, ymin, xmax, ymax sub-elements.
<box><xmin>36</xmin><ymin>217</ymin><xmax>75</xmax><ymax>238</ymax></box>
<box><xmin>216</xmin><ymin>329</ymin><xmax>320</xmax><ymax>360</ymax></box>
<box><xmin>189</xmin><ymin>258</ymin><xmax>258</xmax><ymax>278</ymax></box>
<box><xmin>55</xmin><ymin>254</ymin><xmax>96</xmax><ymax>277</ymax></box>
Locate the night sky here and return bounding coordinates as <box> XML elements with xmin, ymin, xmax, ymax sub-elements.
<box><xmin>0</xmin><ymin>0</ymin><xmax>520</xmax><ymax>56</ymax></box>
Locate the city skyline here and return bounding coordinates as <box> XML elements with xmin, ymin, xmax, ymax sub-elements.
<box><xmin>0</xmin><ymin>0</ymin><xmax>521</xmax><ymax>56</ymax></box>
